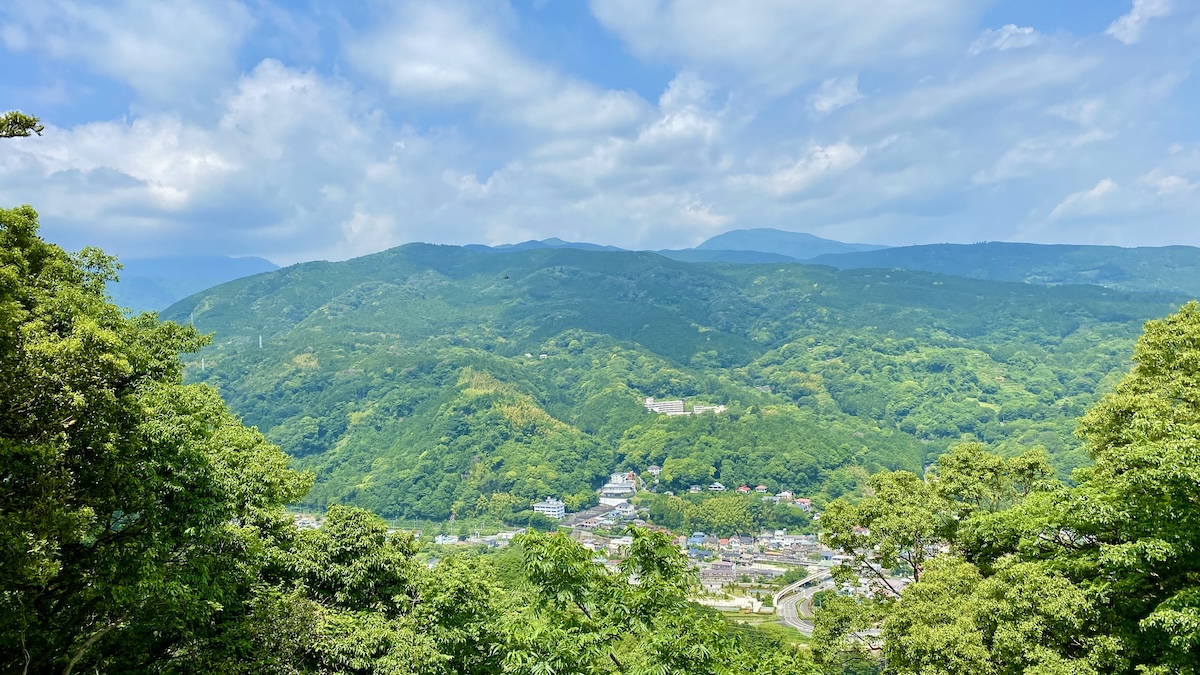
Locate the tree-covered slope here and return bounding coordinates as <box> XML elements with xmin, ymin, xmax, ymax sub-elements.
<box><xmin>812</xmin><ymin>241</ymin><xmax>1200</xmax><ymax>297</ymax></box>
<box><xmin>164</xmin><ymin>246</ymin><xmax>1183</xmax><ymax>519</ymax></box>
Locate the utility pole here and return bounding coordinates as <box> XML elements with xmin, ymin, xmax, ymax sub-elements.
<box><xmin>259</xmin><ymin>335</ymin><xmax>263</xmax><ymax>349</ymax></box>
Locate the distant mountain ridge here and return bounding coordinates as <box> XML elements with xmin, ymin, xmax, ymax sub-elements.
<box><xmin>109</xmin><ymin>255</ymin><xmax>279</xmax><ymax>313</ymax></box>
<box><xmin>465</xmin><ymin>228</ymin><xmax>887</xmax><ymax>264</ymax></box>
<box><xmin>464</xmin><ymin>237</ymin><xmax>625</xmax><ymax>253</ymax></box>
<box><xmin>812</xmin><ymin>242</ymin><xmax>1200</xmax><ymax>298</ymax></box>
<box><xmin>693</xmin><ymin>228</ymin><xmax>888</xmax><ymax>259</ymax></box>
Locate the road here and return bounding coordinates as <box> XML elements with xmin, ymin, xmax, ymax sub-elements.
<box><xmin>773</xmin><ymin>573</ymin><xmax>882</xmax><ymax>640</ymax></box>
<box><xmin>775</xmin><ymin>578</ymin><xmax>832</xmax><ymax>636</ymax></box>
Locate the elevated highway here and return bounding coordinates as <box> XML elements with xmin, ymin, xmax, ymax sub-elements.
<box><xmin>772</xmin><ymin>569</ymin><xmax>881</xmax><ymax>640</ymax></box>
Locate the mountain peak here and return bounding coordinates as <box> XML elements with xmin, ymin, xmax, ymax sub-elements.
<box><xmin>695</xmin><ymin>228</ymin><xmax>886</xmax><ymax>260</ymax></box>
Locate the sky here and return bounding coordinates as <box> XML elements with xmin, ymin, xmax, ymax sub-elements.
<box><xmin>1</xmin><ymin>0</ymin><xmax>1199</xmax><ymax>264</ymax></box>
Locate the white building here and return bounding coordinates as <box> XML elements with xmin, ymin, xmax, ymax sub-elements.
<box><xmin>598</xmin><ymin>472</ymin><xmax>636</xmax><ymax>498</ymax></box>
<box><xmin>693</xmin><ymin>404</ymin><xmax>727</xmax><ymax>414</ymax></box>
<box><xmin>533</xmin><ymin>497</ymin><xmax>566</xmax><ymax>520</ymax></box>
<box><xmin>644</xmin><ymin>397</ymin><xmax>687</xmax><ymax>415</ymax></box>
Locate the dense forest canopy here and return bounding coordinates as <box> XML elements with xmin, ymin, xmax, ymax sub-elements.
<box><xmin>162</xmin><ymin>243</ymin><xmax>1183</xmax><ymax>519</ymax></box>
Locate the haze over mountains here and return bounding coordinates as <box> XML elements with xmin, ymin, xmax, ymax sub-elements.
<box><xmin>112</xmin><ymin>228</ymin><xmax>1200</xmax><ymax>313</ymax></box>
<box><xmin>109</xmin><ymin>255</ymin><xmax>279</xmax><ymax>313</ymax></box>
<box><xmin>441</xmin><ymin>228</ymin><xmax>1200</xmax><ymax>297</ymax></box>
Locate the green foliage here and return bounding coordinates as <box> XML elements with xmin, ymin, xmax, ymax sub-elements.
<box><xmin>0</xmin><ymin>205</ymin><xmax>311</xmax><ymax>673</ymax></box>
<box><xmin>166</xmin><ymin>244</ymin><xmax>1178</xmax><ymax>519</ymax></box>
<box><xmin>0</xmin><ymin>110</ymin><xmax>43</xmax><ymax>138</ymax></box>
<box><xmin>641</xmin><ymin>492</ymin><xmax>813</xmax><ymax>537</ymax></box>
<box><xmin>509</xmin><ymin>528</ymin><xmax>819</xmax><ymax>674</ymax></box>
<box><xmin>818</xmin><ymin>303</ymin><xmax>1200</xmax><ymax>674</ymax></box>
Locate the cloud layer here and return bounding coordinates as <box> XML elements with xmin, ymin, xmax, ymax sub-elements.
<box><xmin>1</xmin><ymin>0</ymin><xmax>1199</xmax><ymax>263</ymax></box>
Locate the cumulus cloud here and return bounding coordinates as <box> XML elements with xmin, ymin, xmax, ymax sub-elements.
<box><xmin>1107</xmin><ymin>0</ymin><xmax>1171</xmax><ymax>45</ymax></box>
<box><xmin>0</xmin><ymin>0</ymin><xmax>253</xmax><ymax>106</ymax></box>
<box><xmin>809</xmin><ymin>75</ymin><xmax>863</xmax><ymax>114</ymax></box>
<box><xmin>968</xmin><ymin>25</ymin><xmax>1041</xmax><ymax>55</ymax></box>
<box><xmin>346</xmin><ymin>1</ymin><xmax>649</xmax><ymax>135</ymax></box>
<box><xmin>4</xmin><ymin>0</ymin><xmax>1200</xmax><ymax>260</ymax></box>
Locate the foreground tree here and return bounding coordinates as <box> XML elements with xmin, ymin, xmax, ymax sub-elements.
<box><xmin>510</xmin><ymin>528</ymin><xmax>819</xmax><ymax>674</ymax></box>
<box><xmin>0</xmin><ymin>110</ymin><xmax>43</xmax><ymax>138</ymax></box>
<box><xmin>0</xmin><ymin>204</ymin><xmax>312</xmax><ymax>673</ymax></box>
<box><xmin>819</xmin><ymin>303</ymin><xmax>1200</xmax><ymax>674</ymax></box>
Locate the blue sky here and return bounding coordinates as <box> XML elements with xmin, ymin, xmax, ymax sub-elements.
<box><xmin>1</xmin><ymin>0</ymin><xmax>1198</xmax><ymax>264</ymax></box>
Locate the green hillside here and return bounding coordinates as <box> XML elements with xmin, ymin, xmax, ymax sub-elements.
<box><xmin>813</xmin><ymin>241</ymin><xmax>1200</xmax><ymax>297</ymax></box>
<box><xmin>165</xmin><ymin>246</ymin><xmax>1182</xmax><ymax>520</ymax></box>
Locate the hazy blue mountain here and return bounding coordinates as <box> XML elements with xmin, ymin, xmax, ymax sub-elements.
<box><xmin>465</xmin><ymin>237</ymin><xmax>626</xmax><ymax>253</ymax></box>
<box><xmin>695</xmin><ymin>228</ymin><xmax>887</xmax><ymax>260</ymax></box>
<box><xmin>109</xmin><ymin>255</ymin><xmax>279</xmax><ymax>312</ymax></box>
<box><xmin>812</xmin><ymin>242</ymin><xmax>1200</xmax><ymax>298</ymax></box>
<box><xmin>656</xmin><ymin>249</ymin><xmax>799</xmax><ymax>263</ymax></box>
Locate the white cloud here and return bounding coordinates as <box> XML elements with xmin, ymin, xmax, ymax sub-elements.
<box><xmin>346</xmin><ymin>1</ymin><xmax>649</xmax><ymax>135</ymax></box>
<box><xmin>1049</xmin><ymin>178</ymin><xmax>1119</xmax><ymax>219</ymax></box>
<box><xmin>1107</xmin><ymin>0</ymin><xmax>1171</xmax><ymax>45</ymax></box>
<box><xmin>968</xmin><ymin>25</ymin><xmax>1041</xmax><ymax>55</ymax></box>
<box><xmin>736</xmin><ymin>143</ymin><xmax>866</xmax><ymax>196</ymax></box>
<box><xmin>659</xmin><ymin>72</ymin><xmax>713</xmax><ymax>113</ymax></box>
<box><xmin>1138</xmin><ymin>171</ymin><xmax>1196</xmax><ymax>195</ymax></box>
<box><xmin>809</xmin><ymin>75</ymin><xmax>863</xmax><ymax>114</ymax></box>
<box><xmin>0</xmin><ymin>0</ymin><xmax>253</xmax><ymax>106</ymax></box>
<box><xmin>589</xmin><ymin>0</ymin><xmax>980</xmax><ymax>93</ymax></box>
<box><xmin>6</xmin><ymin>0</ymin><xmax>1200</xmax><ymax>261</ymax></box>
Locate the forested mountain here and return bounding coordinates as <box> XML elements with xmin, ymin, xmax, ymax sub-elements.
<box><xmin>694</xmin><ymin>228</ymin><xmax>887</xmax><ymax>259</ymax></box>
<box><xmin>108</xmin><ymin>254</ymin><xmax>279</xmax><ymax>312</ymax></box>
<box><xmin>164</xmin><ymin>245</ymin><xmax>1182</xmax><ymax>521</ymax></box>
<box><xmin>813</xmin><ymin>241</ymin><xmax>1200</xmax><ymax>297</ymax></box>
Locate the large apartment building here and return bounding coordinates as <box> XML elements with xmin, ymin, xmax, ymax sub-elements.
<box><xmin>532</xmin><ymin>497</ymin><xmax>566</xmax><ymax>520</ymax></box>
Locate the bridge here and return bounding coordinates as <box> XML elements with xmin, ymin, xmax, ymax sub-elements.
<box><xmin>773</xmin><ymin>570</ymin><xmax>829</xmax><ymax>636</ymax></box>
<box><xmin>772</xmin><ymin>569</ymin><xmax>881</xmax><ymax>640</ymax></box>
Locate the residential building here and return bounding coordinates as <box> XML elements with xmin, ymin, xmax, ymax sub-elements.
<box><xmin>693</xmin><ymin>404</ymin><xmax>727</xmax><ymax>414</ymax></box>
<box><xmin>645</xmin><ymin>464</ymin><xmax>662</xmax><ymax>477</ymax></box>
<box><xmin>735</xmin><ymin>485</ymin><xmax>751</xmax><ymax>494</ymax></box>
<box><xmin>598</xmin><ymin>472</ymin><xmax>636</xmax><ymax>499</ymax></box>
<box><xmin>708</xmin><ymin>482</ymin><xmax>727</xmax><ymax>492</ymax></box>
<box><xmin>755</xmin><ymin>485</ymin><xmax>769</xmax><ymax>493</ymax></box>
<box><xmin>533</xmin><ymin>497</ymin><xmax>566</xmax><ymax>520</ymax></box>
